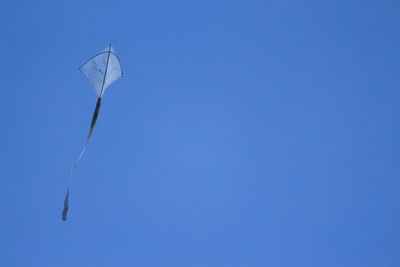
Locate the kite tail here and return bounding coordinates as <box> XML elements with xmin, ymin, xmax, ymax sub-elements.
<box><xmin>62</xmin><ymin>97</ymin><xmax>102</xmax><ymax>221</ymax></box>
<box><xmin>87</xmin><ymin>97</ymin><xmax>102</xmax><ymax>144</ymax></box>
<box><xmin>62</xmin><ymin>188</ymin><xmax>70</xmax><ymax>221</ymax></box>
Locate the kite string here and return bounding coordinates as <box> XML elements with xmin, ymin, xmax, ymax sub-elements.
<box><xmin>68</xmin><ymin>142</ymin><xmax>88</xmax><ymax>186</ymax></box>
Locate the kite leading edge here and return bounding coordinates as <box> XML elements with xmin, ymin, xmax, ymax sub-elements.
<box><xmin>62</xmin><ymin>44</ymin><xmax>123</xmax><ymax>221</ymax></box>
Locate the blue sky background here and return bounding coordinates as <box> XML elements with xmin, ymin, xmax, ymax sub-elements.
<box><xmin>1</xmin><ymin>0</ymin><xmax>400</xmax><ymax>266</ymax></box>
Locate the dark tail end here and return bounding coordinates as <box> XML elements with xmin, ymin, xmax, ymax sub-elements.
<box><xmin>62</xmin><ymin>188</ymin><xmax>70</xmax><ymax>221</ymax></box>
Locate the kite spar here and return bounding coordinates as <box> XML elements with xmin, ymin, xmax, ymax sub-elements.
<box><xmin>62</xmin><ymin>44</ymin><xmax>123</xmax><ymax>221</ymax></box>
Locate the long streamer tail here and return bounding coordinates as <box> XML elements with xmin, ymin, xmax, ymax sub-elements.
<box><xmin>62</xmin><ymin>97</ymin><xmax>102</xmax><ymax>221</ymax></box>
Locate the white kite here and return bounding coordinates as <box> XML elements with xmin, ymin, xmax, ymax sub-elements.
<box><xmin>62</xmin><ymin>44</ymin><xmax>123</xmax><ymax>221</ymax></box>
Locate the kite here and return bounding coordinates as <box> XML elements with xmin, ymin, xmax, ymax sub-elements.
<box><xmin>62</xmin><ymin>44</ymin><xmax>123</xmax><ymax>221</ymax></box>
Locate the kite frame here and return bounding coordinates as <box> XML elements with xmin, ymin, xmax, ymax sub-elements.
<box><xmin>99</xmin><ymin>45</ymin><xmax>112</xmax><ymax>97</ymax></box>
<box><xmin>79</xmin><ymin>46</ymin><xmax>124</xmax><ymax>78</ymax></box>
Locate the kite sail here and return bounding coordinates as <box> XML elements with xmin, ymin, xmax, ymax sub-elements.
<box><xmin>62</xmin><ymin>44</ymin><xmax>123</xmax><ymax>221</ymax></box>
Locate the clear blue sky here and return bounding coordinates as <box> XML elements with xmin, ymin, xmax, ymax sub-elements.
<box><xmin>1</xmin><ymin>1</ymin><xmax>400</xmax><ymax>266</ymax></box>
